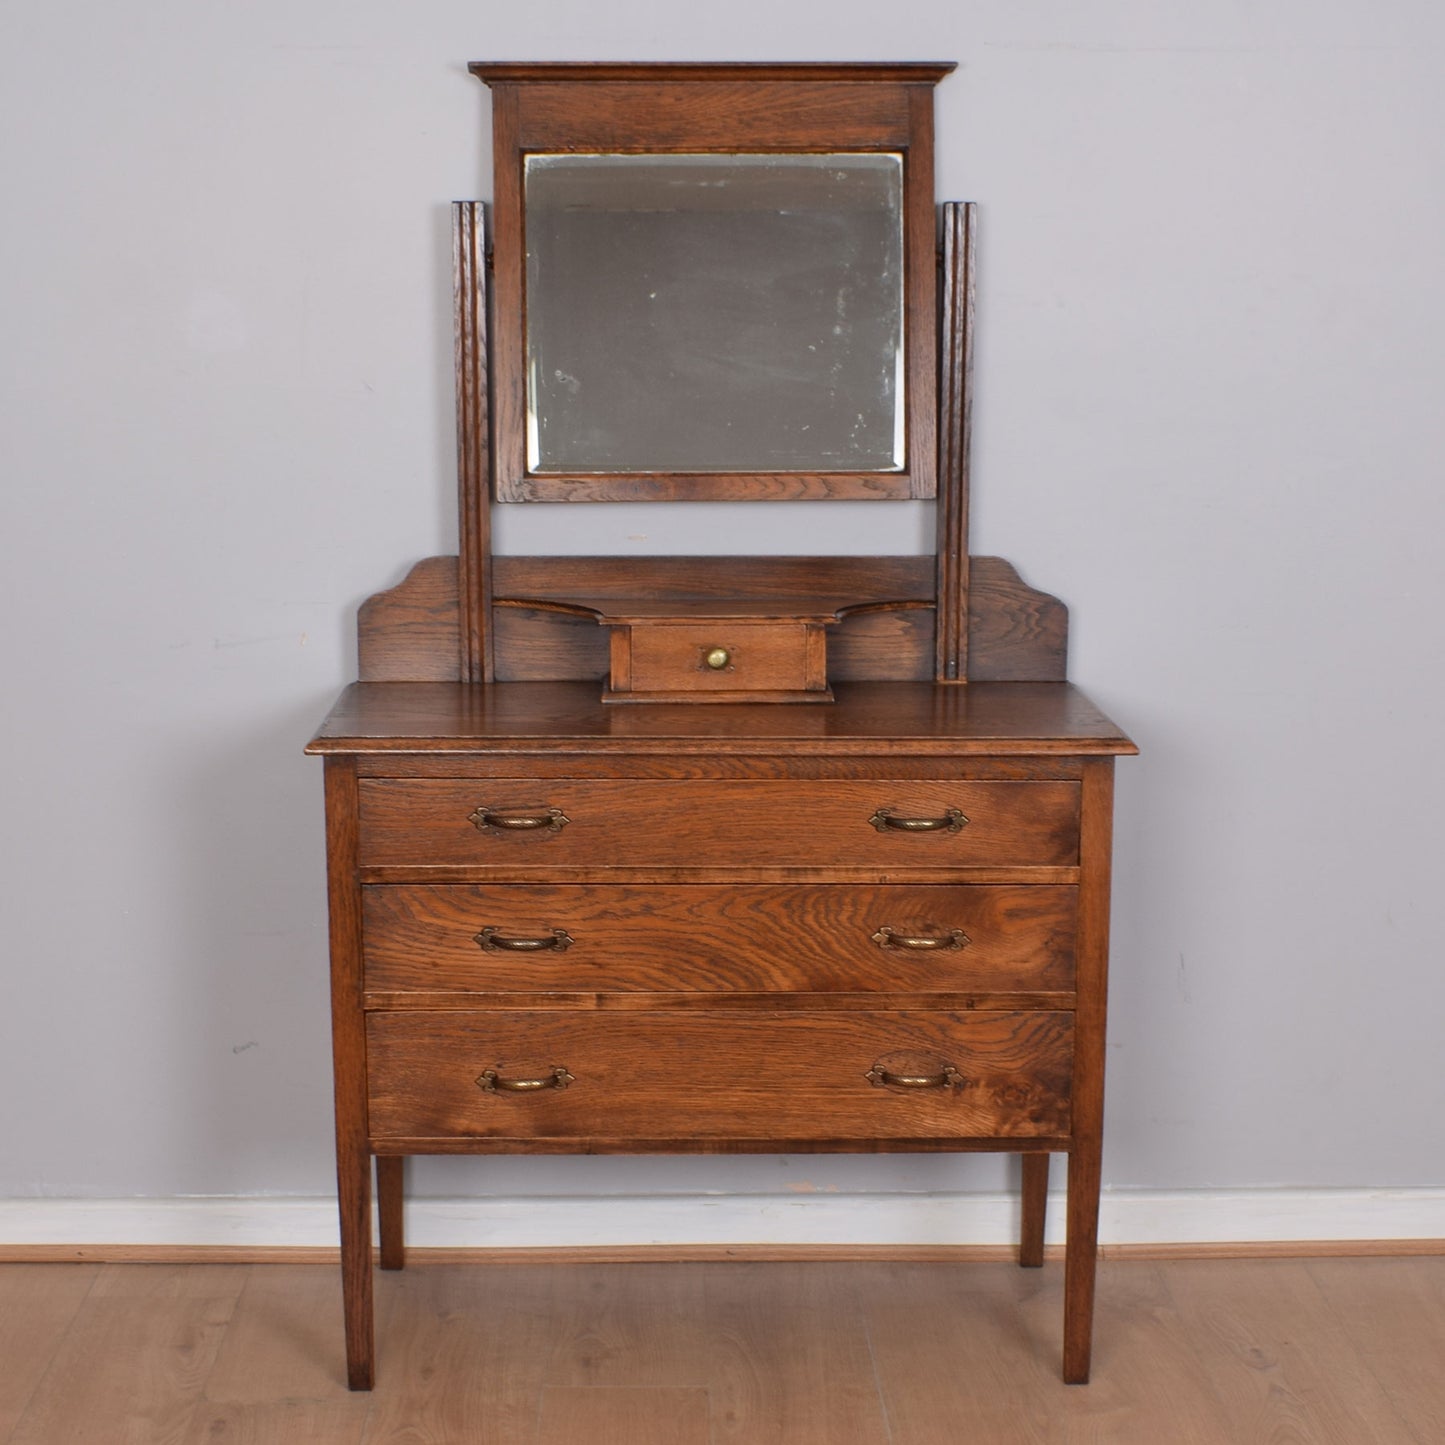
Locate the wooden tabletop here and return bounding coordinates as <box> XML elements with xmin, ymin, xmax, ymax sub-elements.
<box><xmin>307</xmin><ymin>681</ymin><xmax>1136</xmax><ymax>757</ymax></box>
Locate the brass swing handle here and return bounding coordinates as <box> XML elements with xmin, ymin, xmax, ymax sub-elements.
<box><xmin>474</xmin><ymin>927</ymin><xmax>574</xmax><ymax>953</ymax></box>
<box><xmin>477</xmin><ymin>1065</ymin><xmax>574</xmax><ymax>1094</ymax></box>
<box><xmin>868</xmin><ymin>807</ymin><xmax>968</xmax><ymax>835</ymax></box>
<box><xmin>871</xmin><ymin>927</ymin><xmax>970</xmax><ymax>952</ymax></box>
<box><xmin>468</xmin><ymin>805</ymin><xmax>570</xmax><ymax>835</ymax></box>
<box><xmin>866</xmin><ymin>1063</ymin><xmax>964</xmax><ymax>1090</ymax></box>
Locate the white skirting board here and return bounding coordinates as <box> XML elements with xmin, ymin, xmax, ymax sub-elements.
<box><xmin>0</xmin><ymin>1189</ymin><xmax>1441</xmax><ymax>1250</ymax></box>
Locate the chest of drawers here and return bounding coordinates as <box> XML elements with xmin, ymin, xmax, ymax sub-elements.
<box><xmin>308</xmin><ymin>60</ymin><xmax>1138</xmax><ymax>1393</ymax></box>
<box><xmin>308</xmin><ymin>678</ymin><xmax>1134</xmax><ymax>1388</ymax></box>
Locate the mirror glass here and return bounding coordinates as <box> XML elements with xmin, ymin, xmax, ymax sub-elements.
<box><xmin>525</xmin><ymin>153</ymin><xmax>904</xmax><ymax>475</ymax></box>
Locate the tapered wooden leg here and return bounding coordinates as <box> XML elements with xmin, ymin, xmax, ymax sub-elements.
<box><xmin>325</xmin><ymin>758</ymin><xmax>374</xmax><ymax>1391</ymax></box>
<box><xmin>1062</xmin><ymin>1143</ymin><xmax>1101</xmax><ymax>1383</ymax></box>
<box><xmin>337</xmin><ymin>1138</ymin><xmax>374</xmax><ymax>1390</ymax></box>
<box><xmin>1062</xmin><ymin>758</ymin><xmax>1116</xmax><ymax>1384</ymax></box>
<box><xmin>377</xmin><ymin>1156</ymin><xmax>405</xmax><ymax>1271</ymax></box>
<box><xmin>1019</xmin><ymin>1153</ymin><xmax>1049</xmax><ymax>1267</ymax></box>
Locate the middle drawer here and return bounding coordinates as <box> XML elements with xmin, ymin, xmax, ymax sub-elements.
<box><xmin>363</xmin><ymin>883</ymin><xmax>1076</xmax><ymax>996</ymax></box>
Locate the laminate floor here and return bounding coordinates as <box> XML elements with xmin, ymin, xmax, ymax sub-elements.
<box><xmin>1</xmin><ymin>1255</ymin><xmax>1442</xmax><ymax>1443</ymax></box>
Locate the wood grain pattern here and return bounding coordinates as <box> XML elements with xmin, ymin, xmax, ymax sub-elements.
<box><xmin>704</xmin><ymin>1263</ymin><xmax>892</xmax><ymax>1444</ymax></box>
<box><xmin>199</xmin><ymin>1265</ymin><xmax>367</xmax><ymax>1408</ymax></box>
<box><xmin>935</xmin><ymin>201</ymin><xmax>975</xmax><ymax>682</ymax></box>
<box><xmin>1306</xmin><ymin>1256</ymin><xmax>1445</xmax><ymax>1442</ymax></box>
<box><xmin>1062</xmin><ymin>757</ymin><xmax>1116</xmax><ymax>1383</ymax></box>
<box><xmin>480</xmin><ymin>64</ymin><xmax>942</xmax><ymax>503</ymax></box>
<box><xmin>313</xmin><ymin>674</ymin><xmax>1128</xmax><ymax>1386</ymax></box>
<box><xmin>320</xmin><ymin>49</ymin><xmax>1128</xmax><ymax>1404</ymax></box>
<box><xmin>355</xmin><ymin>777</ymin><xmax>1080</xmax><ymax>870</ymax></box>
<box><xmin>355</xmin><ymin>752</ymin><xmax>1086</xmax><ymax>783</ymax></box>
<box><xmin>1020</xmin><ymin>1153</ymin><xmax>1049</xmax><ymax>1268</ymax></box>
<box><xmin>471</xmin><ymin>61</ymin><xmax>956</xmax><ymax>86</ymax></box>
<box><xmin>375</xmin><ymin>1156</ymin><xmax>404</xmax><ymax>1272</ymax></box>
<box><xmin>7</xmin><ymin>1259</ymin><xmax>1440</xmax><ymax>1442</ymax></box>
<box><xmin>6</xmin><ymin>1265</ymin><xmax>242</xmax><ymax>1445</ymax></box>
<box><xmin>1163</xmin><ymin>1259</ymin><xmax>1420</xmax><ymax>1443</ymax></box>
<box><xmin>536</xmin><ymin>1387</ymin><xmax>710</xmax><ymax>1445</ymax></box>
<box><xmin>507</xmin><ymin>81</ymin><xmax>917</xmax><ymax>154</ymax></box>
<box><xmin>864</xmin><ymin>1258</ymin><xmax>1244</xmax><ymax>1445</ymax></box>
<box><xmin>358</xmin><ymin>1262</ymin><xmax>557</xmax><ymax>1438</ymax></box>
<box><xmin>968</xmin><ymin>557</ymin><xmax>1068</xmax><ymax>682</ymax></box>
<box><xmin>183</xmin><ymin>1400</ymin><xmax>371</xmax><ymax>1444</ymax></box>
<box><xmin>361</xmin><ymin>882</ymin><xmax>1077</xmax><ymax>996</ymax></box>
<box><xmin>323</xmin><ymin>758</ymin><xmax>373</xmax><ymax>1390</ymax></box>
<box><xmin>356</xmin><ymin>557</ymin><xmax>461</xmax><ymax>683</ymax></box>
<box><xmin>356</xmin><ymin>554</ymin><xmax>1071</xmax><ymax>685</ymax></box>
<box><xmin>610</xmin><ymin>618</ymin><xmax>830</xmax><ymax>700</ymax></box>
<box><xmin>364</xmin><ymin>1009</ymin><xmax>1074</xmax><ymax>1144</ymax></box>
<box><xmin>0</xmin><ymin>1264</ymin><xmax>98</xmax><ymax>1439</ymax></box>
<box><xmin>498</xmin><ymin>555</ymin><xmax>935</xmax><ymax>606</ymax></box>
<box><xmin>539</xmin><ymin>1263</ymin><xmax>711</xmax><ymax>1392</ymax></box>
<box><xmin>453</xmin><ymin>200</ymin><xmax>493</xmax><ymax>682</ymax></box>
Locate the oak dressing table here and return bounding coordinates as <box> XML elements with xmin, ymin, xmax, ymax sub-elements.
<box><xmin>307</xmin><ymin>62</ymin><xmax>1136</xmax><ymax>1390</ymax></box>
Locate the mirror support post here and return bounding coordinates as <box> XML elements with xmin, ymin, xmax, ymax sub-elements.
<box><xmin>934</xmin><ymin>200</ymin><xmax>975</xmax><ymax>684</ymax></box>
<box><xmin>454</xmin><ymin>201</ymin><xmax>494</xmax><ymax>683</ymax></box>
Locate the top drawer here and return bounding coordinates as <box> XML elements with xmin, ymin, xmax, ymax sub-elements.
<box><xmin>356</xmin><ymin>778</ymin><xmax>1079</xmax><ymax>870</ymax></box>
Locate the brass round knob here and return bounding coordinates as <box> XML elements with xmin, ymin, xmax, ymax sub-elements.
<box><xmin>703</xmin><ymin>646</ymin><xmax>731</xmax><ymax>671</ymax></box>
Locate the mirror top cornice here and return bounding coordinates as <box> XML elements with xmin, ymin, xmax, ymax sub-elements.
<box><xmin>473</xmin><ymin>60</ymin><xmax>953</xmax><ymax>504</ymax></box>
<box><xmin>469</xmin><ymin>61</ymin><xmax>957</xmax><ymax>85</ymax></box>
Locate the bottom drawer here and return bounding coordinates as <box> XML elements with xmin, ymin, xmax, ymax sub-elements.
<box><xmin>366</xmin><ymin>1010</ymin><xmax>1073</xmax><ymax>1144</ymax></box>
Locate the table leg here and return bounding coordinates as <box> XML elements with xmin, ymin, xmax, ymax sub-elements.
<box><xmin>337</xmin><ymin>1137</ymin><xmax>374</xmax><ymax>1390</ymax></box>
<box><xmin>1019</xmin><ymin>1153</ymin><xmax>1049</xmax><ymax>1267</ymax></box>
<box><xmin>377</xmin><ymin>1155</ymin><xmax>406</xmax><ymax>1271</ymax></box>
<box><xmin>1062</xmin><ymin>1142</ymin><xmax>1101</xmax><ymax>1383</ymax></box>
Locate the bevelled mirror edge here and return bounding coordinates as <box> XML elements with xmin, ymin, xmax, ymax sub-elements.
<box><xmin>470</xmin><ymin>62</ymin><xmax>953</xmax><ymax>505</ymax></box>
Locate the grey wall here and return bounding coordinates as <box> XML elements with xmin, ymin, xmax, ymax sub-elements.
<box><xmin>3</xmin><ymin>2</ymin><xmax>1442</xmax><ymax>1209</ymax></box>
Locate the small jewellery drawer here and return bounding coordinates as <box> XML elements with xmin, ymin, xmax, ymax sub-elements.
<box><xmin>365</xmin><ymin>1009</ymin><xmax>1074</xmax><ymax>1144</ymax></box>
<box><xmin>356</xmin><ymin>778</ymin><xmax>1080</xmax><ymax>869</ymax></box>
<box><xmin>363</xmin><ymin>883</ymin><xmax>1077</xmax><ymax>995</ymax></box>
<box><xmin>605</xmin><ymin>618</ymin><xmax>832</xmax><ymax>703</ymax></box>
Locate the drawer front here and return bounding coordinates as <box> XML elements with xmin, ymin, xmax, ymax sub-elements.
<box><xmin>366</xmin><ymin>1009</ymin><xmax>1073</xmax><ymax>1143</ymax></box>
<box><xmin>620</xmin><ymin>621</ymin><xmax>826</xmax><ymax>696</ymax></box>
<box><xmin>356</xmin><ymin>779</ymin><xmax>1079</xmax><ymax>869</ymax></box>
<box><xmin>363</xmin><ymin>883</ymin><xmax>1076</xmax><ymax>995</ymax></box>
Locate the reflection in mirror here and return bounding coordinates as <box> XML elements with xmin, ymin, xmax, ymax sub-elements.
<box><xmin>525</xmin><ymin>153</ymin><xmax>904</xmax><ymax>475</ymax></box>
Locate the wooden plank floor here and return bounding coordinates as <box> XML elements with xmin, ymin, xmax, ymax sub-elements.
<box><xmin>1</xmin><ymin>1256</ymin><xmax>1442</xmax><ymax>1443</ymax></box>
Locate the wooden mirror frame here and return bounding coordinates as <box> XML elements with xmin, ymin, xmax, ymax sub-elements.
<box><xmin>470</xmin><ymin>62</ymin><xmax>954</xmax><ymax>503</ymax></box>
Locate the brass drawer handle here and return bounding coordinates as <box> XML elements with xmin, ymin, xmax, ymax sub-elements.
<box><xmin>871</xmin><ymin>926</ymin><xmax>970</xmax><ymax>952</ymax></box>
<box><xmin>474</xmin><ymin>927</ymin><xmax>574</xmax><ymax>953</ymax></box>
<box><xmin>702</xmin><ymin>645</ymin><xmax>732</xmax><ymax>671</ymax></box>
<box><xmin>477</xmin><ymin>1065</ymin><xmax>574</xmax><ymax>1094</ymax></box>
<box><xmin>866</xmin><ymin>1062</ymin><xmax>963</xmax><ymax>1090</ymax></box>
<box><xmin>468</xmin><ymin>805</ymin><xmax>570</xmax><ymax>835</ymax></box>
<box><xmin>868</xmin><ymin>806</ymin><xmax>968</xmax><ymax>835</ymax></box>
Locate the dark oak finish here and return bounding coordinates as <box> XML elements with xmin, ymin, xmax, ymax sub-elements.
<box><xmin>474</xmin><ymin>63</ymin><xmax>949</xmax><ymax>505</ymax></box>
<box><xmin>1020</xmin><ymin>1152</ymin><xmax>1050</xmax><ymax>1268</ymax></box>
<box><xmin>365</xmin><ymin>1009</ymin><xmax>1075</xmax><ymax>1144</ymax></box>
<box><xmin>361</xmin><ymin>882</ymin><xmax>1078</xmax><ymax>997</ymax></box>
<box><xmin>1063</xmin><ymin>756</ymin><xmax>1118</xmax><ymax>1383</ymax></box>
<box><xmin>376</xmin><ymin>1157</ymin><xmax>404</xmax><ymax>1272</ymax></box>
<box><xmin>310</xmin><ymin>59</ymin><xmax>1134</xmax><ymax>1396</ymax></box>
<box><xmin>453</xmin><ymin>202</ymin><xmax>492</xmax><ymax>683</ymax></box>
<box><xmin>935</xmin><ymin>202</ymin><xmax>976</xmax><ymax>683</ymax></box>
<box><xmin>322</xmin><ymin>757</ymin><xmax>372</xmax><ymax>1391</ymax></box>
<box><xmin>309</xmin><ymin>687</ymin><xmax>1133</xmax><ymax>1383</ymax></box>
<box><xmin>354</xmin><ymin>776</ymin><xmax>1081</xmax><ymax>870</ymax></box>
<box><xmin>357</xmin><ymin>554</ymin><xmax>1068</xmax><ymax>686</ymax></box>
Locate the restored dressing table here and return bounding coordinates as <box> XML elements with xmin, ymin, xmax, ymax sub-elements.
<box><xmin>308</xmin><ymin>62</ymin><xmax>1135</xmax><ymax>1390</ymax></box>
